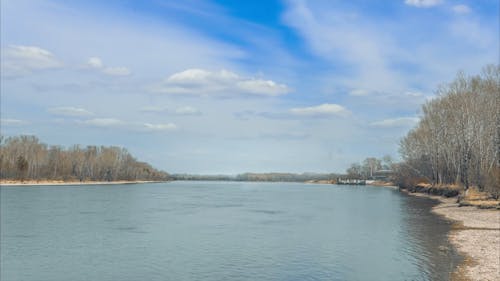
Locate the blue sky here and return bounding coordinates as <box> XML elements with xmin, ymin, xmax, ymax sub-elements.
<box><xmin>1</xmin><ymin>0</ymin><xmax>498</xmax><ymax>174</ymax></box>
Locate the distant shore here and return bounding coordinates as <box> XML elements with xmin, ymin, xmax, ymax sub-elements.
<box><xmin>402</xmin><ymin>190</ymin><xmax>500</xmax><ymax>281</ymax></box>
<box><xmin>0</xmin><ymin>180</ymin><xmax>167</xmax><ymax>186</ymax></box>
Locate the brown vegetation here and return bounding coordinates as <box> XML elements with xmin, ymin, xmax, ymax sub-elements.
<box><xmin>0</xmin><ymin>135</ymin><xmax>169</xmax><ymax>182</ymax></box>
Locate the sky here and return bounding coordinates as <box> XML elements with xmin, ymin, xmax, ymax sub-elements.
<box><xmin>1</xmin><ymin>0</ymin><xmax>498</xmax><ymax>174</ymax></box>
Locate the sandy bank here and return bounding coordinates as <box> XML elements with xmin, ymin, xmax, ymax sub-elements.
<box><xmin>0</xmin><ymin>180</ymin><xmax>166</xmax><ymax>186</ymax></box>
<box><xmin>403</xmin><ymin>191</ymin><xmax>500</xmax><ymax>281</ymax></box>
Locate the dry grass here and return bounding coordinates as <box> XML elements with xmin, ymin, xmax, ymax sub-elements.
<box><xmin>460</xmin><ymin>187</ymin><xmax>499</xmax><ymax>209</ymax></box>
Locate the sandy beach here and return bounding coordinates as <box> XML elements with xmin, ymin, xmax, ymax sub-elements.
<box><xmin>0</xmin><ymin>180</ymin><xmax>166</xmax><ymax>186</ymax></box>
<box><xmin>403</xmin><ymin>191</ymin><xmax>500</xmax><ymax>281</ymax></box>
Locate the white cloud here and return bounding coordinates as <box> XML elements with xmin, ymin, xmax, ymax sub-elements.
<box><xmin>404</xmin><ymin>91</ymin><xmax>424</xmax><ymax>98</ymax></box>
<box><xmin>260</xmin><ymin>132</ymin><xmax>310</xmax><ymax>140</ymax></box>
<box><xmin>404</xmin><ymin>0</ymin><xmax>443</xmax><ymax>8</ymax></box>
<box><xmin>102</xmin><ymin>66</ymin><xmax>131</xmax><ymax>76</ymax></box>
<box><xmin>48</xmin><ymin>106</ymin><xmax>94</xmax><ymax>117</ymax></box>
<box><xmin>236</xmin><ymin>79</ymin><xmax>289</xmax><ymax>96</ymax></box>
<box><xmin>349</xmin><ymin>89</ymin><xmax>370</xmax><ymax>96</ymax></box>
<box><xmin>140</xmin><ymin>106</ymin><xmax>169</xmax><ymax>113</ymax></box>
<box><xmin>152</xmin><ymin>68</ymin><xmax>289</xmax><ymax>97</ymax></box>
<box><xmin>290</xmin><ymin>104</ymin><xmax>350</xmax><ymax>117</ymax></box>
<box><xmin>81</xmin><ymin>118</ymin><xmax>123</xmax><ymax>127</ymax></box>
<box><xmin>140</xmin><ymin>105</ymin><xmax>201</xmax><ymax>115</ymax></box>
<box><xmin>1</xmin><ymin>45</ymin><xmax>63</xmax><ymax>77</ymax></box>
<box><xmin>452</xmin><ymin>4</ymin><xmax>471</xmax><ymax>14</ymax></box>
<box><xmin>370</xmin><ymin>117</ymin><xmax>419</xmax><ymax>128</ymax></box>
<box><xmin>175</xmin><ymin>106</ymin><xmax>201</xmax><ymax>115</ymax></box>
<box><xmin>85</xmin><ymin>56</ymin><xmax>131</xmax><ymax>76</ymax></box>
<box><xmin>79</xmin><ymin>118</ymin><xmax>177</xmax><ymax>132</ymax></box>
<box><xmin>143</xmin><ymin>123</ymin><xmax>177</xmax><ymax>131</ymax></box>
<box><xmin>0</xmin><ymin>118</ymin><xmax>29</xmax><ymax>126</ymax></box>
<box><xmin>87</xmin><ymin>57</ymin><xmax>103</xmax><ymax>68</ymax></box>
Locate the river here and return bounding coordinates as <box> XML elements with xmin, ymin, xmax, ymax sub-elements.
<box><xmin>0</xmin><ymin>181</ymin><xmax>460</xmax><ymax>280</ymax></box>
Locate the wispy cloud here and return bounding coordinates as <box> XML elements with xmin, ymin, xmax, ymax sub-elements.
<box><xmin>1</xmin><ymin>45</ymin><xmax>63</xmax><ymax>77</ymax></box>
<box><xmin>346</xmin><ymin>90</ymin><xmax>429</xmax><ymax>113</ymax></box>
<box><xmin>140</xmin><ymin>106</ymin><xmax>202</xmax><ymax>116</ymax></box>
<box><xmin>260</xmin><ymin>132</ymin><xmax>310</xmax><ymax>141</ymax></box>
<box><xmin>370</xmin><ymin>117</ymin><xmax>419</xmax><ymax>128</ymax></box>
<box><xmin>404</xmin><ymin>0</ymin><xmax>443</xmax><ymax>8</ymax></box>
<box><xmin>290</xmin><ymin>104</ymin><xmax>350</xmax><ymax>117</ymax></box>
<box><xmin>0</xmin><ymin>118</ymin><xmax>29</xmax><ymax>126</ymax></box>
<box><xmin>47</xmin><ymin>106</ymin><xmax>94</xmax><ymax>117</ymax></box>
<box><xmin>235</xmin><ymin>104</ymin><xmax>350</xmax><ymax>120</ymax></box>
<box><xmin>151</xmin><ymin>69</ymin><xmax>290</xmax><ymax>97</ymax></box>
<box><xmin>81</xmin><ymin>118</ymin><xmax>123</xmax><ymax>127</ymax></box>
<box><xmin>282</xmin><ymin>1</ymin><xmax>403</xmax><ymax>92</ymax></box>
<box><xmin>349</xmin><ymin>89</ymin><xmax>370</xmax><ymax>96</ymax></box>
<box><xmin>79</xmin><ymin>118</ymin><xmax>177</xmax><ymax>132</ymax></box>
<box><xmin>143</xmin><ymin>123</ymin><xmax>177</xmax><ymax>132</ymax></box>
<box><xmin>452</xmin><ymin>4</ymin><xmax>471</xmax><ymax>14</ymax></box>
<box><xmin>85</xmin><ymin>57</ymin><xmax>131</xmax><ymax>76</ymax></box>
<box><xmin>175</xmin><ymin>106</ymin><xmax>201</xmax><ymax>115</ymax></box>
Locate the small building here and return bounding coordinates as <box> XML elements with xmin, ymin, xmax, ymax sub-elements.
<box><xmin>372</xmin><ymin>170</ymin><xmax>393</xmax><ymax>181</ymax></box>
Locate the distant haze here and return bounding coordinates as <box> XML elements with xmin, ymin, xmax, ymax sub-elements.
<box><xmin>1</xmin><ymin>0</ymin><xmax>497</xmax><ymax>174</ymax></box>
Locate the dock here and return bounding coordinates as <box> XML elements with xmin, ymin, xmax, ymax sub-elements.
<box><xmin>336</xmin><ymin>178</ymin><xmax>366</xmax><ymax>185</ymax></box>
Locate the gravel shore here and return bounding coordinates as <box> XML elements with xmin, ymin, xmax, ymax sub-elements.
<box><xmin>406</xmin><ymin>192</ymin><xmax>500</xmax><ymax>281</ymax></box>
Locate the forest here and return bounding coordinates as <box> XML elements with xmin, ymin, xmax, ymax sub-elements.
<box><xmin>394</xmin><ymin>65</ymin><xmax>499</xmax><ymax>196</ymax></box>
<box><xmin>0</xmin><ymin>135</ymin><xmax>169</xmax><ymax>182</ymax></box>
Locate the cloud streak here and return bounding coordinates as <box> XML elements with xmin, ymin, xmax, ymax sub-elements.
<box><xmin>79</xmin><ymin>118</ymin><xmax>177</xmax><ymax>132</ymax></box>
<box><xmin>86</xmin><ymin>57</ymin><xmax>131</xmax><ymax>76</ymax></box>
<box><xmin>452</xmin><ymin>4</ymin><xmax>471</xmax><ymax>14</ymax></box>
<box><xmin>48</xmin><ymin>107</ymin><xmax>94</xmax><ymax>117</ymax></box>
<box><xmin>404</xmin><ymin>0</ymin><xmax>443</xmax><ymax>8</ymax></box>
<box><xmin>152</xmin><ymin>69</ymin><xmax>290</xmax><ymax>97</ymax></box>
<box><xmin>290</xmin><ymin>104</ymin><xmax>350</xmax><ymax>117</ymax></box>
<box><xmin>370</xmin><ymin>117</ymin><xmax>420</xmax><ymax>128</ymax></box>
<box><xmin>0</xmin><ymin>118</ymin><xmax>29</xmax><ymax>126</ymax></box>
<box><xmin>1</xmin><ymin>45</ymin><xmax>63</xmax><ymax>77</ymax></box>
<box><xmin>140</xmin><ymin>106</ymin><xmax>202</xmax><ymax>116</ymax></box>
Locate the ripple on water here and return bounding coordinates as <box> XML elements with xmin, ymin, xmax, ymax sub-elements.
<box><xmin>0</xmin><ymin>182</ymin><xmax>460</xmax><ymax>281</ymax></box>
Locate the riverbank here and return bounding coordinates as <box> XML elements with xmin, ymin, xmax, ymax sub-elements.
<box><xmin>401</xmin><ymin>190</ymin><xmax>500</xmax><ymax>281</ymax></box>
<box><xmin>0</xmin><ymin>180</ymin><xmax>166</xmax><ymax>186</ymax></box>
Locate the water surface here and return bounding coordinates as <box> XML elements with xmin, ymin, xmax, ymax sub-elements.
<box><xmin>0</xmin><ymin>182</ymin><xmax>459</xmax><ymax>281</ymax></box>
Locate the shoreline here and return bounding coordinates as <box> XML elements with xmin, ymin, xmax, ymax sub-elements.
<box><xmin>0</xmin><ymin>180</ymin><xmax>167</xmax><ymax>186</ymax></box>
<box><xmin>401</xmin><ymin>190</ymin><xmax>500</xmax><ymax>281</ymax></box>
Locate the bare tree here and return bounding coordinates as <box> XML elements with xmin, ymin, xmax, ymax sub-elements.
<box><xmin>397</xmin><ymin>65</ymin><xmax>499</xmax><ymax>196</ymax></box>
<box><xmin>0</xmin><ymin>136</ymin><xmax>169</xmax><ymax>182</ymax></box>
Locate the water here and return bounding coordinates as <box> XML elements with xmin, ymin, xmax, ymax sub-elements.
<box><xmin>0</xmin><ymin>182</ymin><xmax>460</xmax><ymax>281</ymax></box>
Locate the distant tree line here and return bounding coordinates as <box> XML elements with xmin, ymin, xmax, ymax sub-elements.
<box><xmin>171</xmin><ymin>174</ymin><xmax>234</xmax><ymax>181</ymax></box>
<box><xmin>0</xmin><ymin>135</ymin><xmax>169</xmax><ymax>182</ymax></box>
<box><xmin>346</xmin><ymin>156</ymin><xmax>393</xmax><ymax>180</ymax></box>
<box><xmin>171</xmin><ymin>172</ymin><xmax>339</xmax><ymax>182</ymax></box>
<box><xmin>395</xmin><ymin>65</ymin><xmax>499</xmax><ymax>196</ymax></box>
<box><xmin>234</xmin><ymin>172</ymin><xmax>339</xmax><ymax>182</ymax></box>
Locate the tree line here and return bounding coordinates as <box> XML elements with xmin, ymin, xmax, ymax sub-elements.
<box><xmin>234</xmin><ymin>172</ymin><xmax>339</xmax><ymax>182</ymax></box>
<box><xmin>171</xmin><ymin>172</ymin><xmax>340</xmax><ymax>182</ymax></box>
<box><xmin>395</xmin><ymin>65</ymin><xmax>499</xmax><ymax>196</ymax></box>
<box><xmin>0</xmin><ymin>135</ymin><xmax>169</xmax><ymax>182</ymax></box>
<box><xmin>346</xmin><ymin>156</ymin><xmax>393</xmax><ymax>179</ymax></box>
